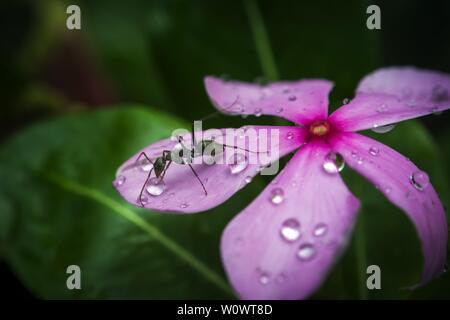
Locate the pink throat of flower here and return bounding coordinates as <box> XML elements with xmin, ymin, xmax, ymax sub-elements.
<box><xmin>309</xmin><ymin>120</ymin><xmax>330</xmax><ymax>137</ymax></box>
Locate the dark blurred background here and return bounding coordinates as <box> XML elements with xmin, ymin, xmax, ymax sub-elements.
<box><xmin>0</xmin><ymin>0</ymin><xmax>449</xmax><ymax>299</ymax></box>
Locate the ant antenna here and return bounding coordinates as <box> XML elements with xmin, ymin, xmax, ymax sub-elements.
<box><xmin>196</xmin><ymin>95</ymin><xmax>241</xmax><ymax>122</ymax></box>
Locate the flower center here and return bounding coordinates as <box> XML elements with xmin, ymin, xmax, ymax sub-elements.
<box><xmin>309</xmin><ymin>120</ymin><xmax>330</xmax><ymax>137</ymax></box>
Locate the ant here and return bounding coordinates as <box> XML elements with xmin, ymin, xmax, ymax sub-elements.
<box><xmin>134</xmin><ymin>123</ymin><xmax>261</xmax><ymax>207</ymax></box>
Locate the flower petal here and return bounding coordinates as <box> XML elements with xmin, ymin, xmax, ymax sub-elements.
<box><xmin>330</xmin><ymin>67</ymin><xmax>450</xmax><ymax>131</ymax></box>
<box><xmin>204</xmin><ymin>76</ymin><xmax>333</xmax><ymax>125</ymax></box>
<box><xmin>114</xmin><ymin>126</ymin><xmax>305</xmax><ymax>213</ymax></box>
<box><xmin>221</xmin><ymin>142</ymin><xmax>360</xmax><ymax>299</ymax></box>
<box><xmin>330</xmin><ymin>132</ymin><xmax>448</xmax><ymax>284</ymax></box>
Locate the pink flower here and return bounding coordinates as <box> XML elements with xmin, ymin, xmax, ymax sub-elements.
<box><xmin>114</xmin><ymin>67</ymin><xmax>449</xmax><ymax>299</ymax></box>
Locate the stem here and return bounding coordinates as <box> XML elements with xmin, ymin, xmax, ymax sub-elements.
<box><xmin>244</xmin><ymin>0</ymin><xmax>279</xmax><ymax>81</ymax></box>
<box><xmin>43</xmin><ymin>172</ymin><xmax>234</xmax><ymax>297</ymax></box>
<box><xmin>355</xmin><ymin>213</ymin><xmax>369</xmax><ymax>299</ymax></box>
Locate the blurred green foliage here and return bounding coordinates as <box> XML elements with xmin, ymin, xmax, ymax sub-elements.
<box><xmin>0</xmin><ymin>0</ymin><xmax>449</xmax><ymax>299</ymax></box>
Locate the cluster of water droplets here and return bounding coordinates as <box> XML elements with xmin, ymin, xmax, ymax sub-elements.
<box><xmin>252</xmin><ymin>220</ymin><xmax>331</xmax><ymax>285</ymax></box>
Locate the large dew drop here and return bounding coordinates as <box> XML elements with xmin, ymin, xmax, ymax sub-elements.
<box><xmin>270</xmin><ymin>188</ymin><xmax>284</xmax><ymax>205</ymax></box>
<box><xmin>410</xmin><ymin>170</ymin><xmax>429</xmax><ymax>191</ymax></box>
<box><xmin>297</xmin><ymin>243</ymin><xmax>316</xmax><ymax>261</ymax></box>
<box><xmin>322</xmin><ymin>152</ymin><xmax>345</xmax><ymax>174</ymax></box>
<box><xmin>229</xmin><ymin>153</ymin><xmax>248</xmax><ymax>174</ymax></box>
<box><xmin>371</xmin><ymin>123</ymin><xmax>395</xmax><ymax>134</ymax></box>
<box><xmin>280</xmin><ymin>218</ymin><xmax>301</xmax><ymax>242</ymax></box>
<box><xmin>146</xmin><ymin>177</ymin><xmax>166</xmax><ymax>196</ymax></box>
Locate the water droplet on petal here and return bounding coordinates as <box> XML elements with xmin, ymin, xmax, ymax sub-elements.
<box><xmin>286</xmin><ymin>132</ymin><xmax>294</xmax><ymax>140</ymax></box>
<box><xmin>351</xmin><ymin>151</ymin><xmax>358</xmax><ymax>158</ymax></box>
<box><xmin>270</xmin><ymin>188</ymin><xmax>284</xmax><ymax>205</ymax></box>
<box><xmin>342</xmin><ymin>98</ymin><xmax>350</xmax><ymax>105</ymax></box>
<box><xmin>371</xmin><ymin>123</ymin><xmax>395</xmax><ymax>134</ymax></box>
<box><xmin>259</xmin><ymin>273</ymin><xmax>270</xmax><ymax>285</ymax></box>
<box><xmin>384</xmin><ymin>186</ymin><xmax>392</xmax><ymax>194</ymax></box>
<box><xmin>244</xmin><ymin>176</ymin><xmax>253</xmax><ymax>184</ymax></box>
<box><xmin>277</xmin><ymin>107</ymin><xmax>284</xmax><ymax>113</ymax></box>
<box><xmin>322</xmin><ymin>152</ymin><xmax>345</xmax><ymax>174</ymax></box>
<box><xmin>146</xmin><ymin>177</ymin><xmax>166</xmax><ymax>196</ymax></box>
<box><xmin>254</xmin><ymin>108</ymin><xmax>262</xmax><ymax>117</ymax></box>
<box><xmin>369</xmin><ymin>146</ymin><xmax>380</xmax><ymax>156</ymax></box>
<box><xmin>432</xmin><ymin>85</ymin><xmax>449</xmax><ymax>102</ymax></box>
<box><xmin>313</xmin><ymin>223</ymin><xmax>328</xmax><ymax>237</ymax></box>
<box><xmin>180</xmin><ymin>202</ymin><xmax>189</xmax><ymax>209</ymax></box>
<box><xmin>140</xmin><ymin>160</ymin><xmax>153</xmax><ymax>172</ymax></box>
<box><xmin>280</xmin><ymin>218</ymin><xmax>301</xmax><ymax>242</ymax></box>
<box><xmin>357</xmin><ymin>157</ymin><xmax>365</xmax><ymax>165</ymax></box>
<box><xmin>288</xmin><ymin>95</ymin><xmax>297</xmax><ymax>101</ymax></box>
<box><xmin>407</xmin><ymin>99</ymin><xmax>417</xmax><ymax>108</ymax></box>
<box><xmin>139</xmin><ymin>194</ymin><xmax>149</xmax><ymax>205</ymax></box>
<box><xmin>430</xmin><ymin>107</ymin><xmax>443</xmax><ymax>115</ymax></box>
<box><xmin>376</xmin><ymin>104</ymin><xmax>388</xmax><ymax>113</ymax></box>
<box><xmin>114</xmin><ymin>175</ymin><xmax>126</xmax><ymax>187</ymax></box>
<box><xmin>228</xmin><ymin>153</ymin><xmax>248</xmax><ymax>174</ymax></box>
<box><xmin>297</xmin><ymin>243</ymin><xmax>316</xmax><ymax>261</ymax></box>
<box><xmin>410</xmin><ymin>170</ymin><xmax>429</xmax><ymax>191</ymax></box>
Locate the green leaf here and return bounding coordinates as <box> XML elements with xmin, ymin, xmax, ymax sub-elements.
<box><xmin>314</xmin><ymin>120</ymin><xmax>450</xmax><ymax>299</ymax></box>
<box><xmin>0</xmin><ymin>107</ymin><xmax>265</xmax><ymax>299</ymax></box>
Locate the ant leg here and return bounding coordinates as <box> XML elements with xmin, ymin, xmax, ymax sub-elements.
<box><xmin>139</xmin><ymin>168</ymin><xmax>153</xmax><ymax>207</ymax></box>
<box><xmin>120</xmin><ymin>151</ymin><xmax>154</xmax><ymax>172</ymax></box>
<box><xmin>135</xmin><ymin>151</ymin><xmax>154</xmax><ymax>165</ymax></box>
<box><xmin>222</xmin><ymin>144</ymin><xmax>266</xmax><ymax>154</ymax></box>
<box><xmin>187</xmin><ymin>164</ymin><xmax>207</xmax><ymax>196</ymax></box>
